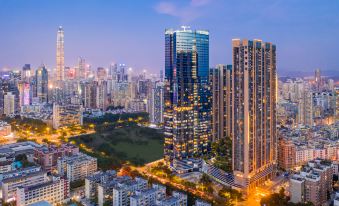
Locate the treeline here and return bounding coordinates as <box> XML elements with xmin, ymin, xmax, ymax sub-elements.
<box><xmin>84</xmin><ymin>112</ymin><xmax>149</xmax><ymax>125</ymax></box>
<box><xmin>4</xmin><ymin>116</ymin><xmax>50</xmax><ymax>133</ymax></box>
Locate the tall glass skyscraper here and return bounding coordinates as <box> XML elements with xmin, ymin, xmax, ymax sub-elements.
<box><xmin>56</xmin><ymin>26</ymin><xmax>64</xmax><ymax>82</ymax></box>
<box><xmin>164</xmin><ymin>26</ymin><xmax>211</xmax><ymax>164</ymax></box>
<box><xmin>231</xmin><ymin>39</ymin><xmax>277</xmax><ymax>191</ymax></box>
<box><xmin>36</xmin><ymin>65</ymin><xmax>48</xmax><ymax>103</ymax></box>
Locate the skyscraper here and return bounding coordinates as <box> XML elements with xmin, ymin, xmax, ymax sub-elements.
<box><xmin>315</xmin><ymin>68</ymin><xmax>322</xmax><ymax>91</ymax></box>
<box><xmin>231</xmin><ymin>39</ymin><xmax>277</xmax><ymax>190</ymax></box>
<box><xmin>164</xmin><ymin>26</ymin><xmax>211</xmax><ymax>164</ymax></box>
<box><xmin>56</xmin><ymin>26</ymin><xmax>65</xmax><ymax>82</ymax></box>
<box><xmin>77</xmin><ymin>57</ymin><xmax>86</xmax><ymax>80</ymax></box>
<box><xmin>22</xmin><ymin>64</ymin><xmax>31</xmax><ymax>82</ymax></box>
<box><xmin>36</xmin><ymin>65</ymin><xmax>49</xmax><ymax>103</ymax></box>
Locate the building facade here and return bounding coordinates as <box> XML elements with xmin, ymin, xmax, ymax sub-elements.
<box><xmin>57</xmin><ymin>153</ymin><xmax>97</xmax><ymax>182</ymax></box>
<box><xmin>56</xmin><ymin>26</ymin><xmax>65</xmax><ymax>82</ymax></box>
<box><xmin>210</xmin><ymin>64</ymin><xmax>232</xmax><ymax>142</ymax></box>
<box><xmin>231</xmin><ymin>39</ymin><xmax>277</xmax><ymax>190</ymax></box>
<box><xmin>36</xmin><ymin>65</ymin><xmax>48</xmax><ymax>103</ymax></box>
<box><xmin>164</xmin><ymin>26</ymin><xmax>211</xmax><ymax>164</ymax></box>
<box><xmin>16</xmin><ymin>177</ymin><xmax>70</xmax><ymax>206</ymax></box>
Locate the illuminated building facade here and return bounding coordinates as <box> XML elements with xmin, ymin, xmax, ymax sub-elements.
<box><xmin>231</xmin><ymin>39</ymin><xmax>277</xmax><ymax>190</ymax></box>
<box><xmin>210</xmin><ymin>64</ymin><xmax>232</xmax><ymax>142</ymax></box>
<box><xmin>56</xmin><ymin>26</ymin><xmax>65</xmax><ymax>82</ymax></box>
<box><xmin>336</xmin><ymin>87</ymin><xmax>339</xmax><ymax>122</ymax></box>
<box><xmin>315</xmin><ymin>68</ymin><xmax>322</xmax><ymax>91</ymax></box>
<box><xmin>164</xmin><ymin>26</ymin><xmax>211</xmax><ymax>164</ymax></box>
<box><xmin>18</xmin><ymin>82</ymin><xmax>30</xmax><ymax>107</ymax></box>
<box><xmin>36</xmin><ymin>65</ymin><xmax>48</xmax><ymax>103</ymax></box>
<box><xmin>4</xmin><ymin>92</ymin><xmax>15</xmax><ymax>116</ymax></box>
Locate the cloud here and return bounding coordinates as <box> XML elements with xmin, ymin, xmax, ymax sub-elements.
<box><xmin>154</xmin><ymin>0</ymin><xmax>212</xmax><ymax>23</ymax></box>
<box><xmin>190</xmin><ymin>0</ymin><xmax>211</xmax><ymax>7</ymax></box>
<box><xmin>154</xmin><ymin>2</ymin><xmax>177</xmax><ymax>16</ymax></box>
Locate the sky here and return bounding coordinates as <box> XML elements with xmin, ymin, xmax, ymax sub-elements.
<box><xmin>0</xmin><ymin>0</ymin><xmax>338</xmax><ymax>76</ymax></box>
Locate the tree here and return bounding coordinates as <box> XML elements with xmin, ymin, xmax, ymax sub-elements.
<box><xmin>260</xmin><ymin>188</ymin><xmax>314</xmax><ymax>206</ymax></box>
<box><xmin>15</xmin><ymin>154</ymin><xmax>28</xmax><ymax>162</ymax></box>
<box><xmin>212</xmin><ymin>137</ymin><xmax>232</xmax><ymax>172</ymax></box>
<box><xmin>218</xmin><ymin>187</ymin><xmax>243</xmax><ymax>201</ymax></box>
<box><xmin>199</xmin><ymin>173</ymin><xmax>212</xmax><ymax>185</ymax></box>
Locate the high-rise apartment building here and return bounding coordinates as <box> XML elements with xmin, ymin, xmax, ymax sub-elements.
<box><xmin>164</xmin><ymin>26</ymin><xmax>211</xmax><ymax>164</ymax></box>
<box><xmin>97</xmin><ymin>67</ymin><xmax>107</xmax><ymax>81</ymax></box>
<box><xmin>315</xmin><ymin>68</ymin><xmax>322</xmax><ymax>91</ymax></box>
<box><xmin>56</xmin><ymin>26</ymin><xmax>65</xmax><ymax>82</ymax></box>
<box><xmin>336</xmin><ymin>87</ymin><xmax>339</xmax><ymax>122</ymax></box>
<box><xmin>4</xmin><ymin>92</ymin><xmax>15</xmax><ymax>116</ymax></box>
<box><xmin>210</xmin><ymin>64</ymin><xmax>232</xmax><ymax>142</ymax></box>
<box><xmin>150</xmin><ymin>81</ymin><xmax>164</xmax><ymax>125</ymax></box>
<box><xmin>77</xmin><ymin>57</ymin><xmax>87</xmax><ymax>80</ymax></box>
<box><xmin>277</xmin><ymin>138</ymin><xmax>296</xmax><ymax>170</ymax></box>
<box><xmin>231</xmin><ymin>39</ymin><xmax>277</xmax><ymax>190</ymax></box>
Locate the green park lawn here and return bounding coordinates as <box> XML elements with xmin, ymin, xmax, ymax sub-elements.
<box><xmin>70</xmin><ymin>125</ymin><xmax>164</xmax><ymax>170</ymax></box>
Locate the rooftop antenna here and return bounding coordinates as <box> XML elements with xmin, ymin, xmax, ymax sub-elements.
<box><xmin>181</xmin><ymin>25</ymin><xmax>190</xmax><ymax>31</ymax></box>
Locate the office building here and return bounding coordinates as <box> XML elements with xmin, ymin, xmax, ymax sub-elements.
<box><xmin>36</xmin><ymin>65</ymin><xmax>48</xmax><ymax>103</ymax></box>
<box><xmin>164</xmin><ymin>26</ymin><xmax>211</xmax><ymax>165</ymax></box>
<box><xmin>231</xmin><ymin>39</ymin><xmax>277</xmax><ymax>190</ymax></box>
<box><xmin>56</xmin><ymin>26</ymin><xmax>65</xmax><ymax>82</ymax></box>
<box><xmin>336</xmin><ymin>87</ymin><xmax>339</xmax><ymax>122</ymax></box>
<box><xmin>21</xmin><ymin>64</ymin><xmax>31</xmax><ymax>82</ymax></box>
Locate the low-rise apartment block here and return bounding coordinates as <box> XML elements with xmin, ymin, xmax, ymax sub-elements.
<box><xmin>57</xmin><ymin>152</ymin><xmax>97</xmax><ymax>182</ymax></box>
<box><xmin>289</xmin><ymin>159</ymin><xmax>333</xmax><ymax>206</ymax></box>
<box><xmin>16</xmin><ymin>176</ymin><xmax>70</xmax><ymax>206</ymax></box>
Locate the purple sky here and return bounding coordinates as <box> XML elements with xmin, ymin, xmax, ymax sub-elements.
<box><xmin>0</xmin><ymin>0</ymin><xmax>338</xmax><ymax>76</ymax></box>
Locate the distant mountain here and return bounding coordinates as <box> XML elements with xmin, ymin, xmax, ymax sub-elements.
<box><xmin>278</xmin><ymin>69</ymin><xmax>339</xmax><ymax>79</ymax></box>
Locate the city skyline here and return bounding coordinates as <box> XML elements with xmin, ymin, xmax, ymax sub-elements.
<box><xmin>0</xmin><ymin>0</ymin><xmax>339</xmax><ymax>76</ymax></box>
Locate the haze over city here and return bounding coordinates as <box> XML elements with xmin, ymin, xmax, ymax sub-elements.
<box><xmin>0</xmin><ymin>1</ymin><xmax>338</xmax><ymax>206</ymax></box>
<box><xmin>0</xmin><ymin>0</ymin><xmax>338</xmax><ymax>76</ymax></box>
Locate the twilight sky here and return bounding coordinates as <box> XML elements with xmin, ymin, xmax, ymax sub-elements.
<box><xmin>0</xmin><ymin>0</ymin><xmax>338</xmax><ymax>76</ymax></box>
